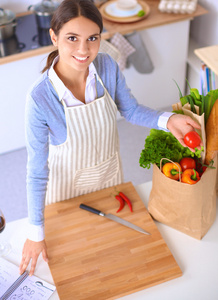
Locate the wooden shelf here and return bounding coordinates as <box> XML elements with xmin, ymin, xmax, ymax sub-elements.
<box><xmin>194</xmin><ymin>45</ymin><xmax>218</xmax><ymax>76</ymax></box>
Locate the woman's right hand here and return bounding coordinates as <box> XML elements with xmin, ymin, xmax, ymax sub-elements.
<box><xmin>19</xmin><ymin>239</ymin><xmax>49</xmax><ymax>276</ymax></box>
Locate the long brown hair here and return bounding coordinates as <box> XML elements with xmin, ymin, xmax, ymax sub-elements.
<box><xmin>42</xmin><ymin>0</ymin><xmax>103</xmax><ymax>73</ymax></box>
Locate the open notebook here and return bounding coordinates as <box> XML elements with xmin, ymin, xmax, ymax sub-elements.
<box><xmin>0</xmin><ymin>258</ymin><xmax>56</xmax><ymax>300</ymax></box>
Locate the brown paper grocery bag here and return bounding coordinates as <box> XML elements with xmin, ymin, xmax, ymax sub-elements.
<box><xmin>173</xmin><ymin>102</ymin><xmax>218</xmax><ymax>194</ymax></box>
<box><xmin>217</xmin><ymin>153</ymin><xmax>218</xmax><ymax>196</ymax></box>
<box><xmin>148</xmin><ymin>156</ymin><xmax>217</xmax><ymax>240</ymax></box>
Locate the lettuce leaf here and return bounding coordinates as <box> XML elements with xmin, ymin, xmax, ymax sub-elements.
<box><xmin>139</xmin><ymin>129</ymin><xmax>203</xmax><ymax>169</ymax></box>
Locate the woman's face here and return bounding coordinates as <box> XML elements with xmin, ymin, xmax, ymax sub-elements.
<box><xmin>50</xmin><ymin>16</ymin><xmax>101</xmax><ymax>73</ymax></box>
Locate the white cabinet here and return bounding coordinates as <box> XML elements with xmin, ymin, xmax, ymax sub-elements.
<box><xmin>0</xmin><ymin>54</ymin><xmax>47</xmax><ymax>154</ymax></box>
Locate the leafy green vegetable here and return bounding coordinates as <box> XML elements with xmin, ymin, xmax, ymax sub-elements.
<box><xmin>174</xmin><ymin>79</ymin><xmax>218</xmax><ymax>125</ymax></box>
<box><xmin>173</xmin><ymin>79</ymin><xmax>183</xmax><ymax>98</ymax></box>
<box><xmin>190</xmin><ymin>88</ymin><xmax>200</xmax><ymax>100</ymax></box>
<box><xmin>180</xmin><ymin>95</ymin><xmax>189</xmax><ymax>106</ymax></box>
<box><xmin>185</xmin><ymin>78</ymin><xmax>192</xmax><ymax>90</ymax></box>
<box><xmin>201</xmin><ymin>92</ymin><xmax>205</xmax><ymax>116</ymax></box>
<box><xmin>172</xmin><ymin>109</ymin><xmax>184</xmax><ymax>114</ymax></box>
<box><xmin>139</xmin><ymin>129</ymin><xmax>203</xmax><ymax>169</ymax></box>
<box><xmin>187</xmin><ymin>95</ymin><xmax>197</xmax><ymax>114</ymax></box>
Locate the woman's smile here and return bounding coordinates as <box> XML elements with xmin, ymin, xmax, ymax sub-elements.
<box><xmin>73</xmin><ymin>55</ymin><xmax>89</xmax><ymax>63</ymax></box>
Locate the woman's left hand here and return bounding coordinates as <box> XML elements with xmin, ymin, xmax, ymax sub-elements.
<box><xmin>167</xmin><ymin>114</ymin><xmax>202</xmax><ymax>151</ymax></box>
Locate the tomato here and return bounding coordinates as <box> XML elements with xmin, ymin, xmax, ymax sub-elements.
<box><xmin>184</xmin><ymin>131</ymin><xmax>201</xmax><ymax>148</ymax></box>
<box><xmin>180</xmin><ymin>157</ymin><xmax>196</xmax><ymax>171</ymax></box>
<box><xmin>199</xmin><ymin>166</ymin><xmax>207</xmax><ymax>177</ymax></box>
<box><xmin>196</xmin><ymin>161</ymin><xmax>207</xmax><ymax>177</ymax></box>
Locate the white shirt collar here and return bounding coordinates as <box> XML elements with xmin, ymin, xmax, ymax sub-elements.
<box><xmin>48</xmin><ymin>56</ymin><xmax>97</xmax><ymax>102</ymax></box>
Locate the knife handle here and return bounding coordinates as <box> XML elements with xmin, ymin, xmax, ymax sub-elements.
<box><xmin>80</xmin><ymin>204</ymin><xmax>104</xmax><ymax>216</ymax></box>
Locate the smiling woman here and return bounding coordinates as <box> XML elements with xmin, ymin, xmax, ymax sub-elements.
<box><xmin>20</xmin><ymin>0</ymin><xmax>202</xmax><ymax>278</ymax></box>
<box><xmin>41</xmin><ymin>0</ymin><xmax>103</xmax><ymax>74</ymax></box>
<box><xmin>49</xmin><ymin>16</ymin><xmax>101</xmax><ymax>100</ymax></box>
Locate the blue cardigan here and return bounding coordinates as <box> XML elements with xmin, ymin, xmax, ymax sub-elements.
<box><xmin>25</xmin><ymin>53</ymin><xmax>165</xmax><ymax>227</ymax></box>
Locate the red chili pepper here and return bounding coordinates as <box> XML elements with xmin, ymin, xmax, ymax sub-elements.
<box><xmin>115</xmin><ymin>195</ymin><xmax>125</xmax><ymax>213</ymax></box>
<box><xmin>119</xmin><ymin>192</ymin><xmax>133</xmax><ymax>212</ymax></box>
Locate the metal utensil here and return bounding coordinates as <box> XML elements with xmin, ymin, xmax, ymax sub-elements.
<box><xmin>0</xmin><ymin>8</ymin><xmax>17</xmax><ymax>40</ymax></box>
<box><xmin>35</xmin><ymin>281</ymin><xmax>54</xmax><ymax>292</ymax></box>
<box><xmin>28</xmin><ymin>0</ymin><xmax>60</xmax><ymax>29</ymax></box>
<box><xmin>80</xmin><ymin>203</ymin><xmax>151</xmax><ymax>235</ymax></box>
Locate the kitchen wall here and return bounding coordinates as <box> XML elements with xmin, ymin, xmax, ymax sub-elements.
<box><xmin>190</xmin><ymin>0</ymin><xmax>218</xmax><ymax>46</ymax></box>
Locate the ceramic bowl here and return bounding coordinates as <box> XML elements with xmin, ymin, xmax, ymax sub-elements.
<box><xmin>116</xmin><ymin>0</ymin><xmax>138</xmax><ymax>10</ymax></box>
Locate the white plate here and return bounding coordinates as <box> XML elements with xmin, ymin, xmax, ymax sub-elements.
<box><xmin>105</xmin><ymin>2</ymin><xmax>142</xmax><ymax>18</ymax></box>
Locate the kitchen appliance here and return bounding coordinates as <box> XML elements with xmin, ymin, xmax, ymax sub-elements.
<box><xmin>0</xmin><ymin>35</ymin><xmax>25</xmax><ymax>57</ymax></box>
<box><xmin>33</xmin><ymin>26</ymin><xmax>52</xmax><ymax>46</ymax></box>
<box><xmin>28</xmin><ymin>0</ymin><xmax>60</xmax><ymax>29</ymax></box>
<box><xmin>0</xmin><ymin>8</ymin><xmax>17</xmax><ymax>40</ymax></box>
<box><xmin>0</xmin><ymin>12</ymin><xmax>53</xmax><ymax>58</ymax></box>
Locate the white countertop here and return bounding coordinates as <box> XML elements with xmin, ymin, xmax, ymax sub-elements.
<box><xmin>2</xmin><ymin>181</ymin><xmax>218</xmax><ymax>300</ymax></box>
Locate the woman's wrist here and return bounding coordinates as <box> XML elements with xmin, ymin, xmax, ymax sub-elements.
<box><xmin>27</xmin><ymin>223</ymin><xmax>45</xmax><ymax>242</ymax></box>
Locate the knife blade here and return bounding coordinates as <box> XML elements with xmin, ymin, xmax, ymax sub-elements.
<box><xmin>79</xmin><ymin>203</ymin><xmax>150</xmax><ymax>235</ymax></box>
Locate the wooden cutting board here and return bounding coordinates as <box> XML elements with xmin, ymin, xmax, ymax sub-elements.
<box><xmin>44</xmin><ymin>182</ymin><xmax>182</xmax><ymax>299</ymax></box>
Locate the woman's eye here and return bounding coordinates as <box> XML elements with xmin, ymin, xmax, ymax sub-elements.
<box><xmin>68</xmin><ymin>36</ymin><xmax>77</xmax><ymax>42</ymax></box>
<box><xmin>88</xmin><ymin>36</ymin><xmax>98</xmax><ymax>42</ymax></box>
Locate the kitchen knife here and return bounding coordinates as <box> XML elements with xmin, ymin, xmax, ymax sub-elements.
<box><xmin>79</xmin><ymin>203</ymin><xmax>150</xmax><ymax>235</ymax></box>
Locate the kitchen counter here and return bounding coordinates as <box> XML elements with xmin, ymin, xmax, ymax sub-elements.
<box><xmin>2</xmin><ymin>181</ymin><xmax>218</xmax><ymax>300</ymax></box>
<box><xmin>0</xmin><ymin>1</ymin><xmax>208</xmax><ymax>65</ymax></box>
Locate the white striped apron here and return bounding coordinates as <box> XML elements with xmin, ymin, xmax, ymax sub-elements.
<box><xmin>45</xmin><ymin>75</ymin><xmax>123</xmax><ymax>205</ymax></box>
